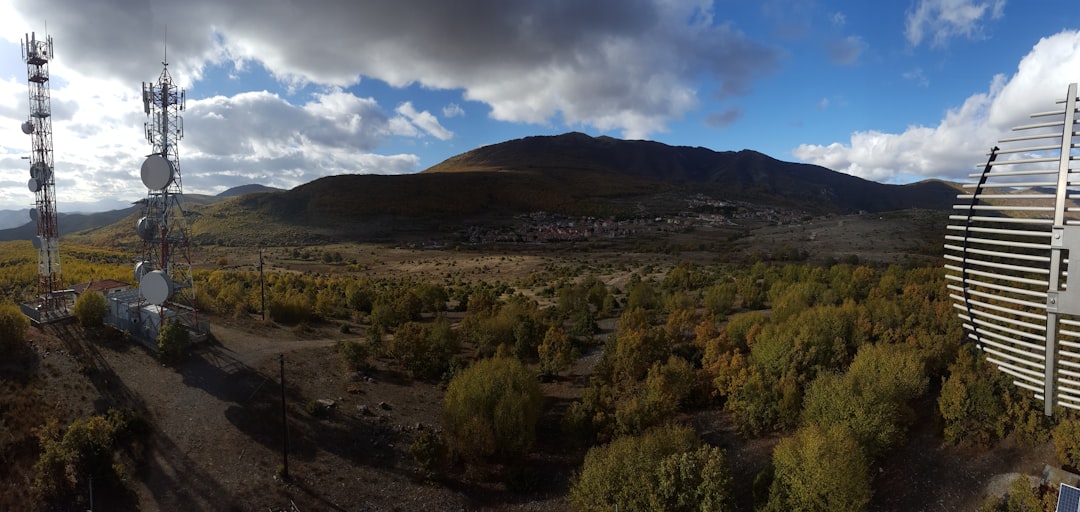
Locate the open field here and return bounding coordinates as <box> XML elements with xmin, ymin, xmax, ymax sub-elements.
<box><xmin>0</xmin><ymin>208</ymin><xmax>1063</xmax><ymax>511</ymax></box>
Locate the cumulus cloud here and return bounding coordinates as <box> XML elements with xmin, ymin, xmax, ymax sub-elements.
<box><xmin>5</xmin><ymin>0</ymin><xmax>779</xmax><ymax>140</ymax></box>
<box><xmin>793</xmin><ymin>30</ymin><xmax>1080</xmax><ymax>183</ymax></box>
<box><xmin>395</xmin><ymin>102</ymin><xmax>453</xmax><ymax>141</ymax></box>
<box><xmin>182</xmin><ymin>89</ymin><xmax>421</xmax><ymax>191</ymax></box>
<box><xmin>905</xmin><ymin>0</ymin><xmax>1006</xmax><ymax>48</ymax></box>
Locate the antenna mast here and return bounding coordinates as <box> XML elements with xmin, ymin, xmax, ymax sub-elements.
<box><xmin>21</xmin><ymin>31</ymin><xmax>64</xmax><ymax>319</ymax></box>
<box><xmin>137</xmin><ymin>40</ymin><xmax>198</xmax><ymax>337</ymax></box>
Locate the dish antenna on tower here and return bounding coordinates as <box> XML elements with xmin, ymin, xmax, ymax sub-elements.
<box><xmin>134</xmin><ymin>39</ymin><xmax>200</xmax><ymax>335</ymax></box>
<box><xmin>946</xmin><ymin>83</ymin><xmax>1080</xmax><ymax>416</ymax></box>
<box><xmin>20</xmin><ymin>31</ymin><xmax>65</xmax><ymax>321</ymax></box>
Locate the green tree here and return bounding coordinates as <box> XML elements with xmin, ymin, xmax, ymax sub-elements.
<box><xmin>569</xmin><ymin>424</ymin><xmax>734</xmax><ymax>512</ymax></box>
<box><xmin>1054</xmin><ymin>418</ymin><xmax>1080</xmax><ymax>469</ymax></box>
<box><xmin>801</xmin><ymin>343</ymin><xmax>927</xmax><ymax>457</ymax></box>
<box><xmin>0</xmin><ymin>302</ymin><xmax>29</xmax><ymax>351</ymax></box>
<box><xmin>442</xmin><ymin>357</ymin><xmax>542</xmax><ymax>463</ymax></box>
<box><xmin>765</xmin><ymin>425</ymin><xmax>871</xmax><ymax>512</ymax></box>
<box><xmin>938</xmin><ymin>346</ymin><xmax>1006</xmax><ymax>447</ymax></box>
<box><xmin>337</xmin><ymin>339</ymin><xmax>370</xmax><ymax>372</ymax></box>
<box><xmin>538</xmin><ymin>324</ymin><xmax>574</xmax><ymax>376</ymax></box>
<box><xmin>74</xmin><ymin>291</ymin><xmax>108</xmax><ymax>328</ymax></box>
<box><xmin>157</xmin><ymin>317</ymin><xmax>190</xmax><ymax>365</ymax></box>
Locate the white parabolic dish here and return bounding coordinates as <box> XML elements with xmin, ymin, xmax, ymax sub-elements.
<box><xmin>28</xmin><ymin>178</ymin><xmax>40</xmax><ymax>193</ymax></box>
<box><xmin>140</xmin><ymin>154</ymin><xmax>174</xmax><ymax>190</ymax></box>
<box><xmin>140</xmin><ymin>270</ymin><xmax>173</xmax><ymax>306</ymax></box>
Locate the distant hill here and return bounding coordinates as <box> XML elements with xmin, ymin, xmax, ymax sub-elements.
<box><xmin>424</xmin><ymin>132</ymin><xmax>958</xmax><ymax>212</ymax></box>
<box><xmin>0</xmin><ymin>209</ymin><xmax>29</xmax><ymax>230</ymax></box>
<box><xmin>0</xmin><ymin>184</ymin><xmax>279</xmax><ymax>243</ymax></box>
<box><xmin>41</xmin><ymin>133</ymin><xmax>963</xmax><ymax>247</ymax></box>
<box><xmin>216</xmin><ymin>184</ymin><xmax>284</xmax><ymax>198</ymax></box>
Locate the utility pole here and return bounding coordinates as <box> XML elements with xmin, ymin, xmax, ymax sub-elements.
<box><xmin>279</xmin><ymin>353</ymin><xmax>289</xmax><ymax>480</ymax></box>
<box><xmin>259</xmin><ymin>247</ymin><xmax>266</xmax><ymax>321</ymax></box>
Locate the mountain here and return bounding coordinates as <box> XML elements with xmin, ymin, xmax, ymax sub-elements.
<box><xmin>16</xmin><ymin>133</ymin><xmax>961</xmax><ymax>247</ymax></box>
<box><xmin>0</xmin><ymin>209</ymin><xmax>29</xmax><ymax>230</ymax></box>
<box><xmin>424</xmin><ymin>132</ymin><xmax>958</xmax><ymax>212</ymax></box>
<box><xmin>0</xmin><ymin>186</ymin><xmax>270</xmax><ymax>243</ymax></box>
<box><xmin>216</xmin><ymin>184</ymin><xmax>284</xmax><ymax>198</ymax></box>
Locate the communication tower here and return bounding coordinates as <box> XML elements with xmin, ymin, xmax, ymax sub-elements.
<box><xmin>136</xmin><ymin>51</ymin><xmax>198</xmax><ymax>334</ymax></box>
<box><xmin>21</xmin><ymin>32</ymin><xmax>65</xmax><ymax>319</ymax></box>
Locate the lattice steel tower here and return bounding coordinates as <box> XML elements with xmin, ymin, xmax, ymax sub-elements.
<box><xmin>21</xmin><ymin>32</ymin><xmax>63</xmax><ymax>315</ymax></box>
<box><xmin>136</xmin><ymin>53</ymin><xmax>197</xmax><ymax>329</ymax></box>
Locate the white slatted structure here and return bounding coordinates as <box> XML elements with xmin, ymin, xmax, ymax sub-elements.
<box><xmin>946</xmin><ymin>83</ymin><xmax>1080</xmax><ymax>415</ymax></box>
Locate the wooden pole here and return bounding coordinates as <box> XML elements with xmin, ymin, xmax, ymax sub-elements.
<box><xmin>279</xmin><ymin>353</ymin><xmax>289</xmax><ymax>479</ymax></box>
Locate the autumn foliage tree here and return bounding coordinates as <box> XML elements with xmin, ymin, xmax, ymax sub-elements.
<box><xmin>74</xmin><ymin>291</ymin><xmax>107</xmax><ymax>328</ymax></box>
<box><xmin>442</xmin><ymin>357</ymin><xmax>542</xmax><ymax>464</ymax></box>
<box><xmin>570</xmin><ymin>424</ymin><xmax>734</xmax><ymax>512</ymax></box>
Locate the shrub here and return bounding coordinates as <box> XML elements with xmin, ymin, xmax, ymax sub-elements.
<box><xmin>764</xmin><ymin>425</ymin><xmax>870</xmax><ymax>512</ymax></box>
<box><xmin>1054</xmin><ymin>418</ymin><xmax>1080</xmax><ymax>470</ymax></box>
<box><xmin>157</xmin><ymin>318</ymin><xmax>190</xmax><ymax>365</ymax></box>
<box><xmin>0</xmin><ymin>303</ymin><xmax>29</xmax><ymax>351</ymax></box>
<box><xmin>442</xmin><ymin>357</ymin><xmax>542</xmax><ymax>463</ymax></box>
<box><xmin>74</xmin><ymin>291</ymin><xmax>108</xmax><ymax>328</ymax></box>
<box><xmin>569</xmin><ymin>424</ymin><xmax>734</xmax><ymax>511</ymax></box>
<box><xmin>337</xmin><ymin>339</ymin><xmax>370</xmax><ymax>372</ymax></box>
<box><xmin>408</xmin><ymin>428</ymin><xmax>447</xmax><ymax>474</ymax></box>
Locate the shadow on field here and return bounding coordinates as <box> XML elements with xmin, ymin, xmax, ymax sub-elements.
<box><xmin>51</xmin><ymin>321</ymin><xmax>236</xmax><ymax>512</ymax></box>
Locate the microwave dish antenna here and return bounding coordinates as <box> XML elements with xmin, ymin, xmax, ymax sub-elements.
<box><xmin>945</xmin><ymin>82</ymin><xmax>1080</xmax><ymax>416</ymax></box>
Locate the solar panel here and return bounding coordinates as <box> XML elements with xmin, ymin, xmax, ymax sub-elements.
<box><xmin>1058</xmin><ymin>483</ymin><xmax>1080</xmax><ymax>512</ymax></box>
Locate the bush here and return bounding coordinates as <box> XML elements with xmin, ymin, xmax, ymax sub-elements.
<box><xmin>337</xmin><ymin>339</ymin><xmax>370</xmax><ymax>372</ymax></box>
<box><xmin>1054</xmin><ymin>418</ymin><xmax>1080</xmax><ymax>470</ymax></box>
<box><xmin>0</xmin><ymin>303</ymin><xmax>29</xmax><ymax>351</ymax></box>
<box><xmin>157</xmin><ymin>318</ymin><xmax>190</xmax><ymax>365</ymax></box>
<box><xmin>764</xmin><ymin>425</ymin><xmax>871</xmax><ymax>512</ymax></box>
<box><xmin>34</xmin><ymin>409</ymin><xmax>148</xmax><ymax>503</ymax></box>
<box><xmin>408</xmin><ymin>428</ymin><xmax>447</xmax><ymax>474</ymax></box>
<box><xmin>74</xmin><ymin>291</ymin><xmax>108</xmax><ymax>328</ymax></box>
<box><xmin>442</xmin><ymin>357</ymin><xmax>542</xmax><ymax>463</ymax></box>
<box><xmin>938</xmin><ymin>346</ymin><xmax>1006</xmax><ymax>447</ymax></box>
<box><xmin>569</xmin><ymin>424</ymin><xmax>734</xmax><ymax>511</ymax></box>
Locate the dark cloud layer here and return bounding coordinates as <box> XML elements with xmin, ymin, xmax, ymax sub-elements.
<box><xmin>14</xmin><ymin>0</ymin><xmax>780</xmax><ymax>137</ymax></box>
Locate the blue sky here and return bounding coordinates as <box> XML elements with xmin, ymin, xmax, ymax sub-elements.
<box><xmin>0</xmin><ymin>0</ymin><xmax>1078</xmax><ymax>212</ymax></box>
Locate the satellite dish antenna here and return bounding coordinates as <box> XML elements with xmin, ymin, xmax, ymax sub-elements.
<box><xmin>29</xmin><ymin>208</ymin><xmax>39</xmax><ymax>224</ymax></box>
<box><xmin>134</xmin><ymin>260</ymin><xmax>153</xmax><ymax>283</ymax></box>
<box><xmin>28</xmin><ymin>178</ymin><xmax>41</xmax><ymax>193</ymax></box>
<box><xmin>136</xmin><ymin>216</ymin><xmax>157</xmax><ymax>241</ymax></box>
<box><xmin>139</xmin><ymin>269</ymin><xmax>173</xmax><ymax>306</ymax></box>
<box><xmin>30</xmin><ymin>162</ymin><xmax>49</xmax><ymax>181</ymax></box>
<box><xmin>140</xmin><ymin>154</ymin><xmax>174</xmax><ymax>190</ymax></box>
<box><xmin>21</xmin><ymin>121</ymin><xmax>33</xmax><ymax>134</ymax></box>
<box><xmin>946</xmin><ymin>82</ymin><xmax>1080</xmax><ymax>415</ymax></box>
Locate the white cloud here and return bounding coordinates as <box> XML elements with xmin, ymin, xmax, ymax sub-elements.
<box><xmin>442</xmin><ymin>103</ymin><xmax>464</xmax><ymax>118</ymax></box>
<box><xmin>793</xmin><ymin>30</ymin><xmax>1080</xmax><ymax>183</ymax></box>
<box><xmin>395</xmin><ymin>102</ymin><xmax>453</xmax><ymax>141</ymax></box>
<box><xmin>905</xmin><ymin>0</ymin><xmax>1006</xmax><ymax>48</ymax></box>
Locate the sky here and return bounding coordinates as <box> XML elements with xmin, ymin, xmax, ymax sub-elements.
<box><xmin>0</xmin><ymin>0</ymin><xmax>1078</xmax><ymax>212</ymax></box>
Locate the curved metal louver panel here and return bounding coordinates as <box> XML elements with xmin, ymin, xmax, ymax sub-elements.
<box><xmin>946</xmin><ymin>83</ymin><xmax>1080</xmax><ymax>415</ymax></box>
